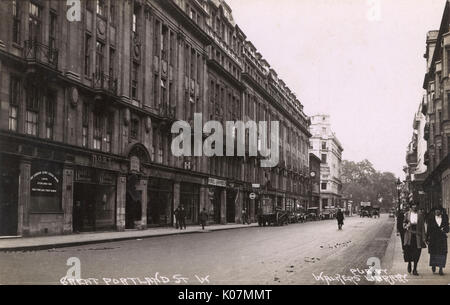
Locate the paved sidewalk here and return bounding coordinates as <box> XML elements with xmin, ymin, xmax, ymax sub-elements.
<box><xmin>381</xmin><ymin>221</ymin><xmax>450</xmax><ymax>285</ymax></box>
<box><xmin>0</xmin><ymin>223</ymin><xmax>258</xmax><ymax>252</ymax></box>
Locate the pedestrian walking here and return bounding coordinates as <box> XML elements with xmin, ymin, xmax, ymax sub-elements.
<box><xmin>427</xmin><ymin>206</ymin><xmax>449</xmax><ymax>276</ymax></box>
<box><xmin>242</xmin><ymin>208</ymin><xmax>250</xmax><ymax>225</ymax></box>
<box><xmin>179</xmin><ymin>205</ymin><xmax>187</xmax><ymax>230</ymax></box>
<box><xmin>403</xmin><ymin>203</ymin><xmax>427</xmax><ymax>276</ymax></box>
<box><xmin>336</xmin><ymin>209</ymin><xmax>344</xmax><ymax>230</ymax></box>
<box><xmin>397</xmin><ymin>206</ymin><xmax>406</xmax><ymax>254</ymax></box>
<box><xmin>200</xmin><ymin>208</ymin><xmax>208</xmax><ymax>230</ymax></box>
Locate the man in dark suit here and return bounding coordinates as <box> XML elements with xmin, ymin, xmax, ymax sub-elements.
<box><xmin>179</xmin><ymin>206</ymin><xmax>187</xmax><ymax>230</ymax></box>
<box><xmin>200</xmin><ymin>208</ymin><xmax>208</xmax><ymax>230</ymax></box>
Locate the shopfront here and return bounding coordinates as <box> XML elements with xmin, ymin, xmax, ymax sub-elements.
<box><xmin>180</xmin><ymin>182</ymin><xmax>200</xmax><ymax>225</ymax></box>
<box><xmin>208</xmin><ymin>178</ymin><xmax>227</xmax><ymax>224</ymax></box>
<box><xmin>0</xmin><ymin>155</ymin><xmax>19</xmax><ymax>236</ymax></box>
<box><xmin>73</xmin><ymin>167</ymin><xmax>116</xmax><ymax>232</ymax></box>
<box><xmin>226</xmin><ymin>186</ymin><xmax>237</xmax><ymax>223</ymax></box>
<box><xmin>147</xmin><ymin>178</ymin><xmax>173</xmax><ymax>226</ymax></box>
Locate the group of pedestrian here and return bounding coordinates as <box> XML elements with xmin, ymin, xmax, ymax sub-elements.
<box><xmin>397</xmin><ymin>203</ymin><xmax>449</xmax><ymax>276</ymax></box>
<box><xmin>174</xmin><ymin>206</ymin><xmax>186</xmax><ymax>230</ymax></box>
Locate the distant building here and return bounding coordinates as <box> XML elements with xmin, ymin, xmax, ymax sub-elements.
<box><xmin>309</xmin><ymin>115</ymin><xmax>343</xmax><ymax>212</ymax></box>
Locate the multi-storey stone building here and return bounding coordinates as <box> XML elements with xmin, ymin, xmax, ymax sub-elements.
<box><xmin>422</xmin><ymin>2</ymin><xmax>450</xmax><ymax>217</ymax></box>
<box><xmin>309</xmin><ymin>115</ymin><xmax>343</xmax><ymax>212</ymax></box>
<box><xmin>0</xmin><ymin>0</ymin><xmax>311</xmax><ymax>237</ymax></box>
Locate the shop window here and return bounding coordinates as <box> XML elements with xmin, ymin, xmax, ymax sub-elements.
<box><xmin>321</xmin><ymin>154</ymin><xmax>327</xmax><ymax>164</ymax></box>
<box><xmin>322</xmin><ymin>141</ymin><xmax>327</xmax><ymax>150</ymax></box>
<box><xmin>12</xmin><ymin>0</ymin><xmax>21</xmax><ymax>44</ymax></box>
<box><xmin>321</xmin><ymin>183</ymin><xmax>327</xmax><ymax>190</ymax></box>
<box><xmin>9</xmin><ymin>76</ymin><xmax>20</xmax><ymax>132</ymax></box>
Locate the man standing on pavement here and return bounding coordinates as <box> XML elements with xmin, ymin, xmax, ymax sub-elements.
<box><xmin>242</xmin><ymin>208</ymin><xmax>249</xmax><ymax>225</ymax></box>
<box><xmin>336</xmin><ymin>209</ymin><xmax>344</xmax><ymax>230</ymax></box>
<box><xmin>200</xmin><ymin>208</ymin><xmax>208</xmax><ymax>230</ymax></box>
<box><xmin>179</xmin><ymin>205</ymin><xmax>187</xmax><ymax>230</ymax></box>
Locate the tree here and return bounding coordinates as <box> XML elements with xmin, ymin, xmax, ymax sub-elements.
<box><xmin>341</xmin><ymin>159</ymin><xmax>397</xmax><ymax>211</ymax></box>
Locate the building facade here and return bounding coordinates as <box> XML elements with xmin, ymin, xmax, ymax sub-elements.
<box><xmin>405</xmin><ymin>100</ymin><xmax>428</xmax><ymax>210</ymax></box>
<box><xmin>309</xmin><ymin>153</ymin><xmax>321</xmax><ymax>209</ymax></box>
<box><xmin>422</xmin><ymin>2</ymin><xmax>450</xmax><ymax>217</ymax></box>
<box><xmin>309</xmin><ymin>115</ymin><xmax>343</xmax><ymax>212</ymax></box>
<box><xmin>0</xmin><ymin>0</ymin><xmax>311</xmax><ymax>237</ymax></box>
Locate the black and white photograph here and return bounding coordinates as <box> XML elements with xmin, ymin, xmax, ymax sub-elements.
<box><xmin>0</xmin><ymin>0</ymin><xmax>449</xmax><ymax>296</ymax></box>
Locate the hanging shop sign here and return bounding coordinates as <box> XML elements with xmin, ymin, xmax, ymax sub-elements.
<box><xmin>30</xmin><ymin>170</ymin><xmax>60</xmax><ymax>194</ymax></box>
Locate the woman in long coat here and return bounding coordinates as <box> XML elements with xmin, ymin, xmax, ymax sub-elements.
<box><xmin>403</xmin><ymin>203</ymin><xmax>427</xmax><ymax>275</ymax></box>
<box><xmin>427</xmin><ymin>207</ymin><xmax>449</xmax><ymax>275</ymax></box>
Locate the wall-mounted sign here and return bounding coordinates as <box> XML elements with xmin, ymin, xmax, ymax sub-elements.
<box><xmin>92</xmin><ymin>154</ymin><xmax>112</xmax><ymax>169</ymax></box>
<box><xmin>208</xmin><ymin>178</ymin><xmax>226</xmax><ymax>188</ymax></box>
<box><xmin>252</xmin><ymin>184</ymin><xmax>260</xmax><ymax>189</ymax></box>
<box><xmin>30</xmin><ymin>171</ymin><xmax>60</xmax><ymax>194</ymax></box>
<box><xmin>249</xmin><ymin>193</ymin><xmax>256</xmax><ymax>200</ymax></box>
<box><xmin>75</xmin><ymin>168</ymin><xmax>94</xmax><ymax>182</ymax></box>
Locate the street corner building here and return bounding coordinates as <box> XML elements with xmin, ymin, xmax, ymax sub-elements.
<box><xmin>0</xmin><ymin>0</ymin><xmax>312</xmax><ymax>237</ymax></box>
<box><xmin>308</xmin><ymin>115</ymin><xmax>343</xmax><ymax>215</ymax></box>
<box><xmin>416</xmin><ymin>0</ymin><xmax>450</xmax><ymax>217</ymax></box>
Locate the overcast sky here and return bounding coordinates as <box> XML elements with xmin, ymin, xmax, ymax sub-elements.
<box><xmin>226</xmin><ymin>0</ymin><xmax>445</xmax><ymax>178</ymax></box>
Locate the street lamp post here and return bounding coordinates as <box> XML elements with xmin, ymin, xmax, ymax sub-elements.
<box><xmin>309</xmin><ymin>171</ymin><xmax>316</xmax><ymax>210</ymax></box>
<box><xmin>396</xmin><ymin>178</ymin><xmax>402</xmax><ymax>213</ymax></box>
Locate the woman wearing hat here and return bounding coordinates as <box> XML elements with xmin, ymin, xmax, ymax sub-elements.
<box><xmin>403</xmin><ymin>203</ymin><xmax>427</xmax><ymax>275</ymax></box>
<box><xmin>427</xmin><ymin>206</ymin><xmax>449</xmax><ymax>275</ymax></box>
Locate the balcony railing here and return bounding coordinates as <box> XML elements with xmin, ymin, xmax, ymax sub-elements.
<box><xmin>24</xmin><ymin>39</ymin><xmax>58</xmax><ymax>69</ymax></box>
<box><xmin>93</xmin><ymin>71</ymin><xmax>118</xmax><ymax>95</ymax></box>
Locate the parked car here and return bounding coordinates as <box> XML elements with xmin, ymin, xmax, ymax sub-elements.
<box><xmin>305</xmin><ymin>207</ymin><xmax>320</xmax><ymax>221</ymax></box>
<box><xmin>360</xmin><ymin>209</ymin><xmax>371</xmax><ymax>218</ymax></box>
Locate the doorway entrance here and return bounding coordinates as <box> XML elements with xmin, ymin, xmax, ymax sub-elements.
<box><xmin>0</xmin><ymin>156</ymin><xmax>18</xmax><ymax>236</ymax></box>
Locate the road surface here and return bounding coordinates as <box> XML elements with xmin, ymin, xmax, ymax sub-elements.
<box><xmin>0</xmin><ymin>215</ymin><xmax>395</xmax><ymax>285</ymax></box>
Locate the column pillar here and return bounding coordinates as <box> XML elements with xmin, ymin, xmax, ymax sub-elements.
<box><xmin>138</xmin><ymin>178</ymin><xmax>148</xmax><ymax>229</ymax></box>
<box><xmin>62</xmin><ymin>166</ymin><xmax>74</xmax><ymax>234</ymax></box>
<box><xmin>116</xmin><ymin>174</ymin><xmax>126</xmax><ymax>231</ymax></box>
<box><xmin>173</xmin><ymin>181</ymin><xmax>180</xmax><ymax>227</ymax></box>
<box><xmin>235</xmin><ymin>189</ymin><xmax>243</xmax><ymax>224</ymax></box>
<box><xmin>18</xmin><ymin>159</ymin><xmax>31</xmax><ymax>236</ymax></box>
<box><xmin>220</xmin><ymin>188</ymin><xmax>227</xmax><ymax>224</ymax></box>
